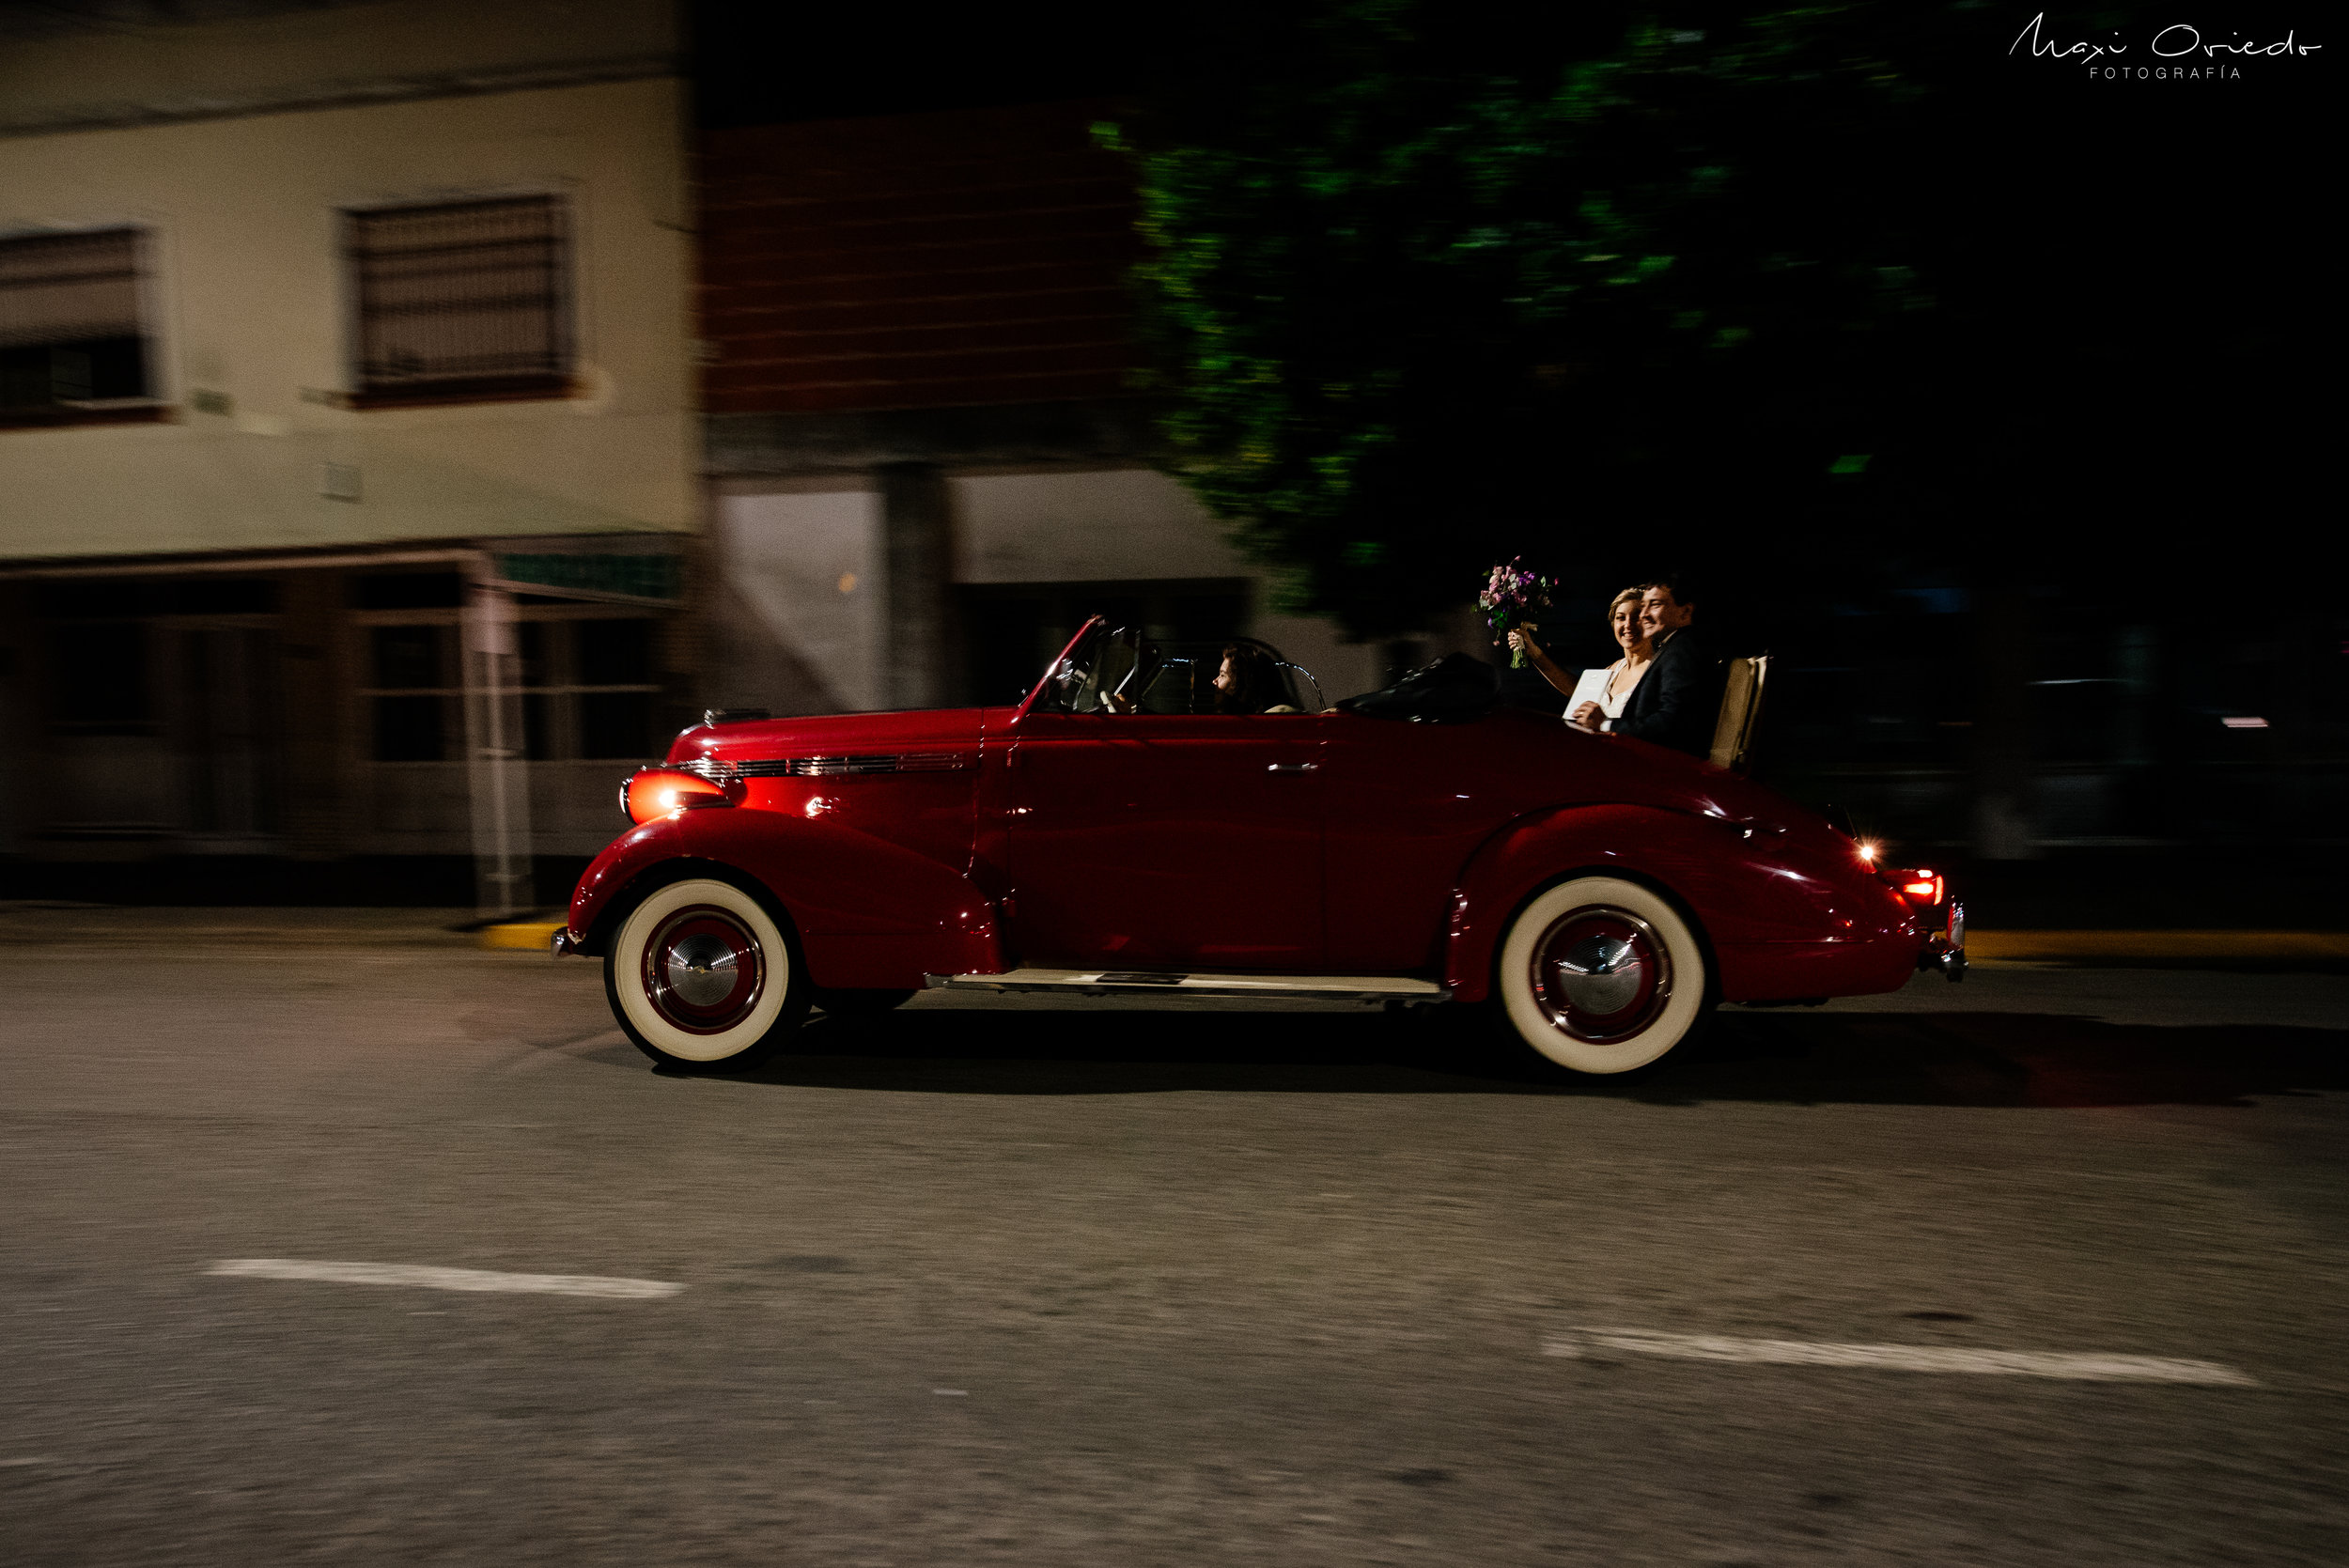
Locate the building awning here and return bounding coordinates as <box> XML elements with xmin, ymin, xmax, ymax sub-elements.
<box><xmin>0</xmin><ymin>535</ymin><xmax>687</xmax><ymax>607</ymax></box>
<box><xmin>490</xmin><ymin>549</ymin><xmax>681</xmax><ymax>606</ymax></box>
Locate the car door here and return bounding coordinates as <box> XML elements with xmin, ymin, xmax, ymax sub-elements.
<box><xmin>1315</xmin><ymin>707</ymin><xmax>1593</xmax><ymax>971</ymax></box>
<box><xmin>1004</xmin><ymin>709</ymin><xmax>1326</xmax><ymax>970</ymax></box>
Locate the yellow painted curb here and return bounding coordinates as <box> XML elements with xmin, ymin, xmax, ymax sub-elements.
<box><xmin>1968</xmin><ymin>930</ymin><xmax>2349</xmax><ymax>961</ymax></box>
<box><xmin>479</xmin><ymin>921</ymin><xmax>565</xmax><ymax>952</ymax></box>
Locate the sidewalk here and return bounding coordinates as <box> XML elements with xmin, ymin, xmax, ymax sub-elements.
<box><xmin>0</xmin><ymin>904</ymin><xmax>476</xmax><ymax>947</ymax></box>
<box><xmin>1965</xmin><ymin>930</ymin><xmax>2349</xmax><ymax>966</ymax></box>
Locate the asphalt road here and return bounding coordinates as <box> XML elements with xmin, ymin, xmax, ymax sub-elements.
<box><xmin>3</xmin><ymin>931</ymin><xmax>2345</xmax><ymax>1567</ymax></box>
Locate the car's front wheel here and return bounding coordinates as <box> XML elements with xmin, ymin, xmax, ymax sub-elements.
<box><xmin>605</xmin><ymin>877</ymin><xmax>806</xmax><ymax>1071</ymax></box>
<box><xmin>1494</xmin><ymin>876</ymin><xmax>1710</xmax><ymax>1075</ymax></box>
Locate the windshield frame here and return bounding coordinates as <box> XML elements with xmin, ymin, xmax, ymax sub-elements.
<box><xmin>1016</xmin><ymin>615</ymin><xmax>1109</xmax><ymax>719</ymax></box>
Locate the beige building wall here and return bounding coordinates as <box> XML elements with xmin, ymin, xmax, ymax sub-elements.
<box><xmin>0</xmin><ymin>72</ymin><xmax>693</xmax><ymax>561</ymax></box>
<box><xmin>0</xmin><ymin>8</ymin><xmax>692</xmax><ymax>881</ymax></box>
<box><xmin>0</xmin><ymin>0</ymin><xmax>677</xmax><ymax>138</ymax></box>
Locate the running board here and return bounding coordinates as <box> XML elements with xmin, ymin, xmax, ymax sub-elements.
<box><xmin>923</xmin><ymin>968</ymin><xmax>1451</xmax><ymax>1005</ymax></box>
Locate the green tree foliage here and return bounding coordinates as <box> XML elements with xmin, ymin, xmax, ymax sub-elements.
<box><xmin>1105</xmin><ymin>2</ymin><xmax>2320</xmax><ymax>644</ymax></box>
<box><xmin>1106</xmin><ymin>2</ymin><xmax>1956</xmax><ymax>638</ymax></box>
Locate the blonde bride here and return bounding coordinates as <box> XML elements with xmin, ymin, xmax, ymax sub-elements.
<box><xmin>1508</xmin><ymin>587</ymin><xmax>1652</xmax><ymax>732</ymax></box>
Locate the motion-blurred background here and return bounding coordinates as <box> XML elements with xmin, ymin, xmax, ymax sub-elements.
<box><xmin>0</xmin><ymin>1</ymin><xmax>2333</xmax><ymax>921</ymax></box>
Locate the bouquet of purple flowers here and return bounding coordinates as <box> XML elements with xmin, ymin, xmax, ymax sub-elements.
<box><xmin>1479</xmin><ymin>557</ymin><xmax>1552</xmax><ymax>668</ymax></box>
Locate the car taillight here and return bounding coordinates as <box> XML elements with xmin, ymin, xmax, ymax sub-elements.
<box><xmin>1892</xmin><ymin>869</ymin><xmax>1945</xmax><ymax>906</ymax></box>
<box><xmin>620</xmin><ymin>766</ymin><xmax>737</xmax><ymax>825</ymax></box>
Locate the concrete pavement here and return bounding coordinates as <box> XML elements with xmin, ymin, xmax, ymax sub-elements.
<box><xmin>1</xmin><ymin>936</ymin><xmax>2344</xmax><ymax>1565</ymax></box>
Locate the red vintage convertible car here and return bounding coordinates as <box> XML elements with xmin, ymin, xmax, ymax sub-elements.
<box><xmin>556</xmin><ymin>618</ymin><xmax>1964</xmax><ymax>1076</ymax></box>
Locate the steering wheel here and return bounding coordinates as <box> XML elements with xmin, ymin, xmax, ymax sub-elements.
<box><xmin>1107</xmin><ymin>638</ymin><xmax>1159</xmax><ymax>711</ymax></box>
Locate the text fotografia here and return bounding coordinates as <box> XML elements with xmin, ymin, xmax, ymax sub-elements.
<box><xmin>2011</xmin><ymin>13</ymin><xmax>2321</xmax><ymax>79</ymax></box>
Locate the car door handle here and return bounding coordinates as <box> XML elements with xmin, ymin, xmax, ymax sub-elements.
<box><xmin>1266</xmin><ymin>762</ymin><xmax>1320</xmax><ymax>773</ymax></box>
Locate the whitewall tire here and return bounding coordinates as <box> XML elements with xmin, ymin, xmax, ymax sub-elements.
<box><xmin>1495</xmin><ymin>876</ymin><xmax>1710</xmax><ymax>1075</ymax></box>
<box><xmin>605</xmin><ymin>877</ymin><xmax>805</xmax><ymax>1070</ymax></box>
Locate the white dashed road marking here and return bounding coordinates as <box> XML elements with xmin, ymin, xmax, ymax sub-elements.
<box><xmin>206</xmin><ymin>1259</ymin><xmax>683</xmax><ymax>1299</ymax></box>
<box><xmin>1545</xmin><ymin>1328</ymin><xmax>2257</xmax><ymax>1386</ymax></box>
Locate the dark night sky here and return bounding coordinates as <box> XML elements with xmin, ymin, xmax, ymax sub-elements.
<box><xmin>689</xmin><ymin>1</ymin><xmax>1146</xmax><ymax>128</ymax></box>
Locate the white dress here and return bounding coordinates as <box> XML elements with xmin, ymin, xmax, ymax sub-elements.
<box><xmin>1566</xmin><ymin>660</ymin><xmax>1643</xmax><ymax>723</ymax></box>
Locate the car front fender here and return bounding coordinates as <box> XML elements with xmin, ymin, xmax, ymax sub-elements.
<box><xmin>568</xmin><ymin>815</ymin><xmax>689</xmax><ymax>947</ymax></box>
<box><xmin>568</xmin><ymin>809</ymin><xmax>1002</xmax><ymax>989</ymax></box>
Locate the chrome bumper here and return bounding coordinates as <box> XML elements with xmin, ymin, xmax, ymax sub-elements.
<box><xmin>1919</xmin><ymin>941</ymin><xmax>1968</xmax><ymax>981</ymax></box>
<box><xmin>1918</xmin><ymin>899</ymin><xmax>1966</xmax><ymax>981</ymax></box>
<box><xmin>550</xmin><ymin>927</ymin><xmax>584</xmax><ymax>959</ymax></box>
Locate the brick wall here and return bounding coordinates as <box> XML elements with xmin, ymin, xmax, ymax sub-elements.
<box><xmin>698</xmin><ymin>101</ymin><xmax>1143</xmax><ymax>415</ymax></box>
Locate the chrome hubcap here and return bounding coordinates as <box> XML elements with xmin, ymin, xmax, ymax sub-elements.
<box><xmin>643</xmin><ymin>907</ymin><xmax>765</xmax><ymax>1034</ymax></box>
<box><xmin>665</xmin><ymin>933</ymin><xmax>742</xmax><ymax>1007</ymax></box>
<box><xmin>1531</xmin><ymin>907</ymin><xmax>1672</xmax><ymax>1043</ymax></box>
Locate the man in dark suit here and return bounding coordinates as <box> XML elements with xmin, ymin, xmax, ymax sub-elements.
<box><xmin>1609</xmin><ymin>577</ymin><xmax>1723</xmax><ymax>758</ymax></box>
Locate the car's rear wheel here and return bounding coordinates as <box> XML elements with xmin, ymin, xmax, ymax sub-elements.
<box><xmin>605</xmin><ymin>877</ymin><xmax>806</xmax><ymax>1071</ymax></box>
<box><xmin>1494</xmin><ymin>876</ymin><xmax>1710</xmax><ymax>1075</ymax></box>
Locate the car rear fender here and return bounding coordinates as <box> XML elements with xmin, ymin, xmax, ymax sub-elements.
<box><xmin>1444</xmin><ymin>802</ymin><xmax>1918</xmax><ymax>1003</ymax></box>
<box><xmin>568</xmin><ymin>810</ymin><xmax>1002</xmax><ymax>989</ymax></box>
<box><xmin>1442</xmin><ymin>806</ymin><xmax>1713</xmax><ymax>1002</ymax></box>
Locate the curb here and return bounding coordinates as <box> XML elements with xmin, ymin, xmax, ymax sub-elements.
<box><xmin>478</xmin><ymin>921</ymin><xmax>565</xmax><ymax>952</ymax></box>
<box><xmin>1967</xmin><ymin>930</ymin><xmax>2349</xmax><ymax>962</ymax></box>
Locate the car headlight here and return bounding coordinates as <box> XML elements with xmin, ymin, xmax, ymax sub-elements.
<box><xmin>619</xmin><ymin>766</ymin><xmax>739</xmax><ymax>825</ymax></box>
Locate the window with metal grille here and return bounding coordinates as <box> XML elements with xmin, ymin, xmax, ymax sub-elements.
<box><xmin>0</xmin><ymin>228</ymin><xmax>153</xmax><ymax>424</ymax></box>
<box><xmin>346</xmin><ymin>195</ymin><xmax>571</xmax><ymax>408</ymax></box>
